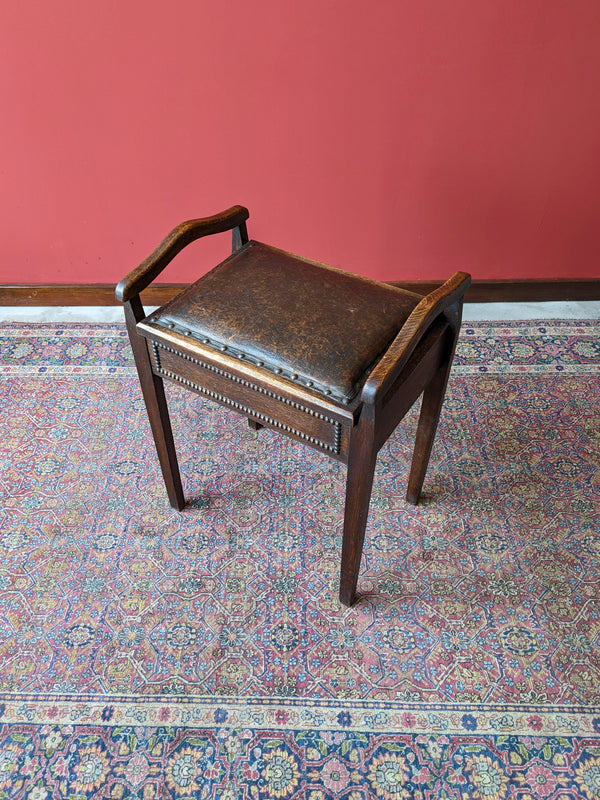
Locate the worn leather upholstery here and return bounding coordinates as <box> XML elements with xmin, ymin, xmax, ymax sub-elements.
<box><xmin>142</xmin><ymin>241</ymin><xmax>421</xmax><ymax>404</ymax></box>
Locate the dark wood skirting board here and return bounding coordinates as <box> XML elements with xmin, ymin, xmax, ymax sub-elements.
<box><xmin>0</xmin><ymin>285</ymin><xmax>188</xmax><ymax>307</ymax></box>
<box><xmin>1</xmin><ymin>279</ymin><xmax>599</xmax><ymax>306</ymax></box>
<box><xmin>393</xmin><ymin>279</ymin><xmax>600</xmax><ymax>303</ymax></box>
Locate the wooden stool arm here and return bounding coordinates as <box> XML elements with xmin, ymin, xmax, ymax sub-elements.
<box><xmin>361</xmin><ymin>271</ymin><xmax>471</xmax><ymax>405</ymax></box>
<box><xmin>115</xmin><ymin>205</ymin><xmax>249</xmax><ymax>302</ymax></box>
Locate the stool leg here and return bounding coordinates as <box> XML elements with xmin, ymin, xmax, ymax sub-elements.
<box><xmin>339</xmin><ymin>410</ymin><xmax>377</xmax><ymax>606</ymax></box>
<box><xmin>406</xmin><ymin>316</ymin><xmax>460</xmax><ymax>505</ymax></box>
<box><xmin>124</xmin><ymin>298</ymin><xmax>186</xmax><ymax>511</ymax></box>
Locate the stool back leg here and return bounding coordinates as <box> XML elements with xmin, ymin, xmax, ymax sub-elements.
<box><xmin>406</xmin><ymin>306</ymin><xmax>462</xmax><ymax>505</ymax></box>
<box><xmin>124</xmin><ymin>297</ymin><xmax>186</xmax><ymax>511</ymax></box>
<box><xmin>339</xmin><ymin>407</ymin><xmax>377</xmax><ymax>606</ymax></box>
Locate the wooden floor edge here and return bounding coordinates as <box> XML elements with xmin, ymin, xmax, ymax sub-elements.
<box><xmin>1</xmin><ymin>279</ymin><xmax>599</xmax><ymax>306</ymax></box>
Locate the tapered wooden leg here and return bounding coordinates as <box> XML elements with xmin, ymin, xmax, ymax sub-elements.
<box><xmin>339</xmin><ymin>410</ymin><xmax>377</xmax><ymax>606</ymax></box>
<box><xmin>124</xmin><ymin>298</ymin><xmax>186</xmax><ymax>510</ymax></box>
<box><xmin>406</xmin><ymin>315</ymin><xmax>461</xmax><ymax>505</ymax></box>
<box><xmin>405</xmin><ymin>364</ymin><xmax>451</xmax><ymax>505</ymax></box>
<box><xmin>247</xmin><ymin>418</ymin><xmax>263</xmax><ymax>431</ymax></box>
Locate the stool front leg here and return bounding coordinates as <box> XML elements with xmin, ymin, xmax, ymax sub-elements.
<box><xmin>339</xmin><ymin>408</ymin><xmax>377</xmax><ymax>606</ymax></box>
<box><xmin>124</xmin><ymin>298</ymin><xmax>186</xmax><ymax>511</ymax></box>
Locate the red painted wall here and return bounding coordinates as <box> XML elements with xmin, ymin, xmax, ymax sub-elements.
<box><xmin>2</xmin><ymin>1</ymin><xmax>599</xmax><ymax>285</ymax></box>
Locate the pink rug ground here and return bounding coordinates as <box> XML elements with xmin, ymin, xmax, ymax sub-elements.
<box><xmin>1</xmin><ymin>320</ymin><xmax>599</xmax><ymax>798</ymax></box>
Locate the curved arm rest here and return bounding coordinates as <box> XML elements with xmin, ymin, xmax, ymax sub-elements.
<box><xmin>361</xmin><ymin>271</ymin><xmax>471</xmax><ymax>405</ymax></box>
<box><xmin>115</xmin><ymin>205</ymin><xmax>250</xmax><ymax>303</ymax></box>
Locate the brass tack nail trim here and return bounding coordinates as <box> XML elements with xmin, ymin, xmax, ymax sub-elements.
<box><xmin>155</xmin><ymin>320</ymin><xmax>352</xmax><ymax>403</ymax></box>
<box><xmin>155</xmin><ymin>364</ymin><xmax>341</xmax><ymax>454</ymax></box>
<box><xmin>151</xmin><ymin>342</ymin><xmax>342</xmax><ymax>429</ymax></box>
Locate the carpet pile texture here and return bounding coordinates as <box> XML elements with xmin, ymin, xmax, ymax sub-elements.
<box><xmin>1</xmin><ymin>320</ymin><xmax>599</xmax><ymax>798</ymax></box>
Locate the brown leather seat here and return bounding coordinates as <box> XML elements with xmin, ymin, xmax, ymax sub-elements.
<box><xmin>142</xmin><ymin>241</ymin><xmax>421</xmax><ymax>404</ymax></box>
<box><xmin>117</xmin><ymin>206</ymin><xmax>470</xmax><ymax>606</ymax></box>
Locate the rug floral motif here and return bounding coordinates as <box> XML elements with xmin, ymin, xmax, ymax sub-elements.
<box><xmin>1</xmin><ymin>320</ymin><xmax>599</xmax><ymax>798</ymax></box>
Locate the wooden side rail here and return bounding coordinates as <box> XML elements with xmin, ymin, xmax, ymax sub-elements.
<box><xmin>115</xmin><ymin>205</ymin><xmax>250</xmax><ymax>303</ymax></box>
<box><xmin>360</xmin><ymin>271</ymin><xmax>471</xmax><ymax>406</ymax></box>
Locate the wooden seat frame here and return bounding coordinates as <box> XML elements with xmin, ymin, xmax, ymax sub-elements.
<box><xmin>116</xmin><ymin>206</ymin><xmax>470</xmax><ymax>606</ymax></box>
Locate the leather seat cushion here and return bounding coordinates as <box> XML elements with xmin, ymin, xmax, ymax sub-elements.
<box><xmin>143</xmin><ymin>241</ymin><xmax>421</xmax><ymax>403</ymax></box>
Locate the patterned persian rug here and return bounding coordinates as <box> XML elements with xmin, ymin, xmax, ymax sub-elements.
<box><xmin>1</xmin><ymin>319</ymin><xmax>599</xmax><ymax>798</ymax></box>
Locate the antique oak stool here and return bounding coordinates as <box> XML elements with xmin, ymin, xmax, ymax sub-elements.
<box><xmin>116</xmin><ymin>206</ymin><xmax>470</xmax><ymax>606</ymax></box>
